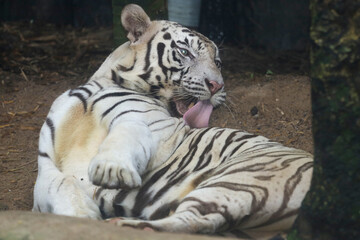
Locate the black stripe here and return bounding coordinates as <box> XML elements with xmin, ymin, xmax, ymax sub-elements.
<box><xmin>157</xmin><ymin>42</ymin><xmax>167</xmax><ymax>76</ymax></box>
<box><xmin>148</xmin><ymin>171</ymin><xmax>188</xmax><ymax>206</ymax></box>
<box><xmin>197</xmin><ymin>40</ymin><xmax>202</xmax><ymax>51</ymax></box>
<box><xmin>180</xmin><ymin>196</ymin><xmax>235</xmax><ymax>226</ymax></box>
<box><xmin>216</xmin><ymin>157</ymin><xmax>283</xmax><ymax>177</ymax></box>
<box><xmin>111</xmin><ymin>69</ymin><xmax>120</xmax><ymax>85</ymax></box>
<box><xmin>241</xmin><ymin>144</ymin><xmax>263</xmax><ymax>153</ymax></box>
<box><xmin>99</xmin><ymin>197</ymin><xmax>107</xmax><ymax>219</ymax></box>
<box><xmin>168</xmin><ymin>128</ymin><xmax>212</xmax><ymax>181</ymax></box>
<box><xmin>77</xmin><ymin>86</ymin><xmax>92</xmax><ymax>96</ymax></box>
<box><xmin>193</xmin><ymin>129</ymin><xmax>224</xmax><ymax>171</ymax></box>
<box><xmin>148</xmin><ymin>118</ymin><xmax>169</xmax><ymax>127</ymax></box>
<box><xmin>183</xmin><ymin>66</ymin><xmax>190</xmax><ymax>75</ymax></box>
<box><xmin>46</xmin><ymin>118</ymin><xmax>55</xmax><ymax>146</ymax></box>
<box><xmin>228</xmin><ymin>141</ymin><xmax>248</xmax><ymax>158</ymax></box>
<box><xmin>91</xmin><ymin>92</ymin><xmax>135</xmax><ymax>111</ymax></box>
<box><xmin>117</xmin><ymin>64</ymin><xmax>134</xmax><ymax>72</ymax></box>
<box><xmin>258</xmin><ymin>161</ymin><xmax>313</xmax><ymax>226</ymax></box>
<box><xmin>93</xmin><ymin>80</ymin><xmax>103</xmax><ymax>90</ymax></box>
<box><xmin>135</xmin><ymin>171</ymin><xmax>188</xmax><ymax>217</ymax></box>
<box><xmin>169</xmin><ymin>66</ymin><xmax>182</xmax><ymax>73</ymax></box>
<box><xmin>138</xmin><ymin>67</ymin><xmax>153</xmax><ymax>81</ymax></box>
<box><xmin>176</xmin><ymin>40</ymin><xmax>189</xmax><ymax>47</ymax></box>
<box><xmin>193</xmin><ymin>139</ymin><xmax>215</xmax><ymax>172</ymax></box>
<box><xmin>38</xmin><ymin>151</ymin><xmax>50</xmax><ymax>158</ymax></box>
<box><xmin>173</xmin><ymin>79</ymin><xmax>180</xmax><ymax>86</ymax></box>
<box><xmin>172</xmin><ymin>50</ymin><xmax>181</xmax><ymax>65</ymax></box>
<box><xmin>111</xmin><ymin>70</ymin><xmax>116</xmax><ymax>81</ymax></box>
<box><xmin>199</xmin><ymin>182</ymin><xmax>269</xmax><ymax>215</ymax></box>
<box><xmin>131</xmin><ymin>157</ymin><xmax>178</xmax><ymax>217</ymax></box>
<box><xmin>101</xmin><ymin>98</ymin><xmax>155</xmax><ymax>118</ymax></box>
<box><xmin>144</xmin><ymin>35</ymin><xmax>155</xmax><ymax>71</ymax></box>
<box><xmin>220</xmin><ymin>133</ymin><xmax>257</xmax><ymax>158</ymax></box>
<box><xmin>156</xmin><ymin>43</ymin><xmax>183</xmax><ymax>76</ymax></box>
<box><xmin>113</xmin><ymin>189</ymin><xmax>131</xmax><ymax>217</ymax></box>
<box><xmin>194</xmin><ymin>155</ymin><xmax>212</xmax><ymax>172</ymax></box>
<box><xmin>149</xmin><ymin>200</ymin><xmax>178</xmax><ymax>220</ymax></box>
<box><xmin>69</xmin><ymin>91</ymin><xmax>87</xmax><ymax>112</ymax></box>
<box><xmin>184</xmin><ymin>37</ymin><xmax>189</xmax><ymax>45</ymax></box>
<box><xmin>281</xmin><ymin>156</ymin><xmax>311</xmax><ymax>167</ymax></box>
<box><xmin>109</xmin><ymin>109</ymin><xmax>163</xmax><ymax>129</ymax></box>
<box><xmin>149</xmin><ymin>85</ymin><xmax>161</xmax><ymax>99</ymax></box>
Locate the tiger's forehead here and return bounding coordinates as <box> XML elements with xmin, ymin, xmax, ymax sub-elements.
<box><xmin>157</xmin><ymin>21</ymin><xmax>218</xmax><ymax>56</ymax></box>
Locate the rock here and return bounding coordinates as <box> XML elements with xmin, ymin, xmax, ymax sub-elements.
<box><xmin>250</xmin><ymin>106</ymin><xmax>258</xmax><ymax>116</ymax></box>
<box><xmin>0</xmin><ymin>211</ymin><xmax>236</xmax><ymax>240</ymax></box>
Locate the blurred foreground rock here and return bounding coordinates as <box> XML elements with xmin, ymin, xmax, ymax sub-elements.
<box><xmin>0</xmin><ymin>211</ymin><xmax>234</xmax><ymax>240</ymax></box>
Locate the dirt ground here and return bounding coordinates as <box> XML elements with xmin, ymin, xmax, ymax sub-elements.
<box><xmin>0</xmin><ymin>22</ymin><xmax>312</xmax><ymax>212</ymax></box>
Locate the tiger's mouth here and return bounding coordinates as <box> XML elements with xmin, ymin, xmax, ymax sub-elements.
<box><xmin>172</xmin><ymin>97</ymin><xmax>213</xmax><ymax>128</ymax></box>
<box><xmin>173</xmin><ymin>97</ymin><xmax>197</xmax><ymax>116</ymax></box>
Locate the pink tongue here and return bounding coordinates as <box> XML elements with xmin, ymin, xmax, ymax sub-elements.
<box><xmin>183</xmin><ymin>100</ymin><xmax>213</xmax><ymax>128</ymax></box>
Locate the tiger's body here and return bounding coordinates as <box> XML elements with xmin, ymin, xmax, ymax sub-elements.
<box><xmin>33</xmin><ymin>4</ymin><xmax>313</xmax><ymax>239</ymax></box>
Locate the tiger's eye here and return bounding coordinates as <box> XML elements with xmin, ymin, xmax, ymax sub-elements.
<box><xmin>215</xmin><ymin>60</ymin><xmax>222</xmax><ymax>69</ymax></box>
<box><xmin>179</xmin><ymin>48</ymin><xmax>189</xmax><ymax>56</ymax></box>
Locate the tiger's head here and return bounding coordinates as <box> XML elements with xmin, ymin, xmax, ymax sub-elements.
<box><xmin>92</xmin><ymin>4</ymin><xmax>225</xmax><ymax>128</ymax></box>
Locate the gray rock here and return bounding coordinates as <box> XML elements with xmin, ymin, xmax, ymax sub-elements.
<box><xmin>0</xmin><ymin>211</ymin><xmax>235</xmax><ymax>240</ymax></box>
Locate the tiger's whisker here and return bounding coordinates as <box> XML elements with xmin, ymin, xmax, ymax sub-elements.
<box><xmin>223</xmin><ymin>102</ymin><xmax>236</xmax><ymax>120</ymax></box>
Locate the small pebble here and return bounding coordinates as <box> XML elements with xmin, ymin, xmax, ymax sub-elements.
<box><xmin>250</xmin><ymin>106</ymin><xmax>258</xmax><ymax>116</ymax></box>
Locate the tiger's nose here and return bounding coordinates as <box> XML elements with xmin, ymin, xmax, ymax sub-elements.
<box><xmin>205</xmin><ymin>79</ymin><xmax>224</xmax><ymax>95</ymax></box>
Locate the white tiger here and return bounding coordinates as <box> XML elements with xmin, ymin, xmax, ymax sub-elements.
<box><xmin>33</xmin><ymin>4</ymin><xmax>312</xmax><ymax>239</ymax></box>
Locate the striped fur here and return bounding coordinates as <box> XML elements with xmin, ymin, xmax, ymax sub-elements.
<box><xmin>109</xmin><ymin>129</ymin><xmax>312</xmax><ymax>239</ymax></box>
<box><xmin>33</xmin><ymin>4</ymin><xmax>313</xmax><ymax>239</ymax></box>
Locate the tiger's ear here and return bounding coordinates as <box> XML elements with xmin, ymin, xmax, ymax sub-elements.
<box><xmin>121</xmin><ymin>4</ymin><xmax>151</xmax><ymax>44</ymax></box>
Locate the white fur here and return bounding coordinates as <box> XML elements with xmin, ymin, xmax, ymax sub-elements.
<box><xmin>33</xmin><ymin>5</ymin><xmax>312</xmax><ymax>239</ymax></box>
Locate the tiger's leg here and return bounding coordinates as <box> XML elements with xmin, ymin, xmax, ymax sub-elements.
<box><xmin>88</xmin><ymin>121</ymin><xmax>154</xmax><ymax>189</ymax></box>
<box><xmin>110</xmin><ymin>188</ymin><xmax>283</xmax><ymax>240</ymax></box>
<box><xmin>110</xmin><ymin>187</ymin><xmax>237</xmax><ymax>234</ymax></box>
<box><xmin>110</xmin><ymin>163</ymin><xmax>310</xmax><ymax>238</ymax></box>
<box><xmin>112</xmin><ymin>210</ymin><xmax>226</xmax><ymax>234</ymax></box>
<box><xmin>33</xmin><ymin>155</ymin><xmax>102</xmax><ymax>219</ymax></box>
<box><xmin>33</xmin><ymin>111</ymin><xmax>101</xmax><ymax>219</ymax></box>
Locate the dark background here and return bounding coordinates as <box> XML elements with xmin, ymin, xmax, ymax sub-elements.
<box><xmin>0</xmin><ymin>0</ymin><xmax>310</xmax><ymax>51</ymax></box>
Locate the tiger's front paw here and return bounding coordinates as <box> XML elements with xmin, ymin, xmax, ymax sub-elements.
<box><xmin>88</xmin><ymin>152</ymin><xmax>142</xmax><ymax>189</ymax></box>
